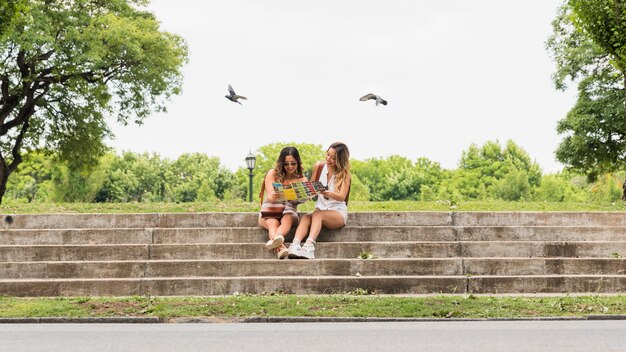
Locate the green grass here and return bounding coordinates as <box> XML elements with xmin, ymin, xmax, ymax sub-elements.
<box><xmin>1</xmin><ymin>295</ymin><xmax>626</xmax><ymax>319</ymax></box>
<box><xmin>2</xmin><ymin>200</ymin><xmax>626</xmax><ymax>214</ymax></box>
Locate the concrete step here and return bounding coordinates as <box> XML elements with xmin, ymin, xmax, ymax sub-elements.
<box><xmin>0</xmin><ymin>258</ymin><xmax>463</xmax><ymax>279</ymax></box>
<box><xmin>2</xmin><ymin>226</ymin><xmax>625</xmax><ymax>245</ymax></box>
<box><xmin>1</xmin><ymin>211</ymin><xmax>625</xmax><ymax>296</ymax></box>
<box><xmin>0</xmin><ymin>243</ymin><xmax>459</xmax><ymax>261</ymax></box>
<box><xmin>3</xmin><ymin>258</ymin><xmax>626</xmax><ymax>279</ymax></box>
<box><xmin>0</xmin><ymin>228</ymin><xmax>153</xmax><ymax>245</ymax></box>
<box><xmin>464</xmin><ymin>258</ymin><xmax>626</xmax><ymax>275</ymax></box>
<box><xmin>452</xmin><ymin>212</ymin><xmax>626</xmax><ymax>227</ymax></box>
<box><xmin>0</xmin><ymin>276</ymin><xmax>467</xmax><ymax>296</ymax></box>
<box><xmin>0</xmin><ymin>244</ymin><xmax>149</xmax><ymax>261</ymax></box>
<box><xmin>2</xmin><ymin>275</ymin><xmax>626</xmax><ymax>296</ymax></box>
<box><xmin>4</xmin><ymin>212</ymin><xmax>625</xmax><ymax>229</ymax></box>
<box><xmin>460</xmin><ymin>241</ymin><xmax>626</xmax><ymax>258</ymax></box>
<box><xmin>468</xmin><ymin>275</ymin><xmax>626</xmax><ymax>294</ymax></box>
<box><xmin>3</xmin><ymin>242</ymin><xmax>626</xmax><ymax>262</ymax></box>
<box><xmin>0</xmin><ymin>227</ymin><xmax>457</xmax><ymax>245</ymax></box>
<box><xmin>455</xmin><ymin>226</ymin><xmax>626</xmax><ymax>242</ymax></box>
<box><xmin>152</xmin><ymin>227</ymin><xmax>457</xmax><ymax>244</ymax></box>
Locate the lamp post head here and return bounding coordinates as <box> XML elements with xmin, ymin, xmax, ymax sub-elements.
<box><xmin>245</xmin><ymin>151</ymin><xmax>256</xmax><ymax>171</ymax></box>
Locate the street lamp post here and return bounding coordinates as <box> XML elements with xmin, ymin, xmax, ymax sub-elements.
<box><xmin>245</xmin><ymin>151</ymin><xmax>256</xmax><ymax>202</ymax></box>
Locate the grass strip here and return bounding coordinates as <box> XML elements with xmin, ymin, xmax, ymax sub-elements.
<box><xmin>2</xmin><ymin>200</ymin><xmax>626</xmax><ymax>214</ymax></box>
<box><xmin>2</xmin><ymin>295</ymin><xmax>626</xmax><ymax>319</ymax></box>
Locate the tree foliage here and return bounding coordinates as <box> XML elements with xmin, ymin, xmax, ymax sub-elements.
<box><xmin>4</xmin><ymin>142</ymin><xmax>624</xmax><ymax>205</ymax></box>
<box><xmin>555</xmin><ymin>72</ymin><xmax>626</xmax><ymax>179</ymax></box>
<box><xmin>0</xmin><ymin>0</ymin><xmax>188</xmax><ymax>203</ymax></box>
<box><xmin>547</xmin><ymin>1</ymin><xmax>626</xmax><ymax>179</ymax></box>
<box><xmin>0</xmin><ymin>0</ymin><xmax>27</xmax><ymax>38</ymax></box>
<box><xmin>441</xmin><ymin>140</ymin><xmax>541</xmax><ymax>200</ymax></box>
<box><xmin>569</xmin><ymin>0</ymin><xmax>626</xmax><ymax>77</ymax></box>
<box><xmin>352</xmin><ymin>156</ymin><xmax>443</xmax><ymax>201</ymax></box>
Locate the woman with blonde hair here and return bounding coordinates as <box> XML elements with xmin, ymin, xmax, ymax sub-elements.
<box><xmin>258</xmin><ymin>146</ymin><xmax>308</xmax><ymax>259</ymax></box>
<box><xmin>289</xmin><ymin>142</ymin><xmax>351</xmax><ymax>259</ymax></box>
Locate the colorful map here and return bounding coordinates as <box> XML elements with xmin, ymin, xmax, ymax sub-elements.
<box><xmin>273</xmin><ymin>181</ymin><xmax>327</xmax><ymax>201</ymax></box>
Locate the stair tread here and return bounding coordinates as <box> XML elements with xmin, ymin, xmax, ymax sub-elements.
<box><xmin>3</xmin><ymin>274</ymin><xmax>626</xmax><ymax>282</ymax></box>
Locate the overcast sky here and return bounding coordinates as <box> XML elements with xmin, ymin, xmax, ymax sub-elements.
<box><xmin>108</xmin><ymin>0</ymin><xmax>576</xmax><ymax>173</ymax></box>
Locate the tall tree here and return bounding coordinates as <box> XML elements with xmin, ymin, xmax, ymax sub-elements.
<box><xmin>443</xmin><ymin>140</ymin><xmax>541</xmax><ymax>201</ymax></box>
<box><xmin>555</xmin><ymin>72</ymin><xmax>626</xmax><ymax>179</ymax></box>
<box><xmin>569</xmin><ymin>0</ymin><xmax>626</xmax><ymax>126</ymax></box>
<box><xmin>547</xmin><ymin>2</ymin><xmax>626</xmax><ymax>180</ymax></box>
<box><xmin>0</xmin><ymin>0</ymin><xmax>188</xmax><ymax>203</ymax></box>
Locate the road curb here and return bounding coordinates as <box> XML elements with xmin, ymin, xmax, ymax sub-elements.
<box><xmin>2</xmin><ymin>315</ymin><xmax>626</xmax><ymax>323</ymax></box>
<box><xmin>170</xmin><ymin>316</ymin><xmax>608</xmax><ymax>323</ymax></box>
<box><xmin>0</xmin><ymin>317</ymin><xmax>161</xmax><ymax>323</ymax></box>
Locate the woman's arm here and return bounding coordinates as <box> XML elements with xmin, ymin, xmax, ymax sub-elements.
<box><xmin>322</xmin><ymin>174</ymin><xmax>350</xmax><ymax>202</ymax></box>
<box><xmin>264</xmin><ymin>169</ymin><xmax>280</xmax><ymax>202</ymax></box>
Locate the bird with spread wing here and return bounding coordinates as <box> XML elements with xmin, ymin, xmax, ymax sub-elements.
<box><xmin>225</xmin><ymin>85</ymin><xmax>247</xmax><ymax>105</ymax></box>
<box><xmin>359</xmin><ymin>93</ymin><xmax>387</xmax><ymax>106</ymax></box>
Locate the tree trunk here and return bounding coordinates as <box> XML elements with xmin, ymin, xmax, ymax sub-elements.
<box><xmin>0</xmin><ymin>156</ymin><xmax>9</xmax><ymax>205</ymax></box>
<box><xmin>0</xmin><ymin>119</ymin><xmax>30</xmax><ymax>204</ymax></box>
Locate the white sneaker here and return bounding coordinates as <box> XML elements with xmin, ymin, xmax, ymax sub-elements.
<box><xmin>265</xmin><ymin>235</ymin><xmax>284</xmax><ymax>250</ymax></box>
<box><xmin>298</xmin><ymin>244</ymin><xmax>315</xmax><ymax>259</ymax></box>
<box><xmin>287</xmin><ymin>243</ymin><xmax>302</xmax><ymax>259</ymax></box>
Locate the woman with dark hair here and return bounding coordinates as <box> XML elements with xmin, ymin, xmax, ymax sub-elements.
<box><xmin>289</xmin><ymin>142</ymin><xmax>351</xmax><ymax>259</ymax></box>
<box><xmin>258</xmin><ymin>146</ymin><xmax>308</xmax><ymax>259</ymax></box>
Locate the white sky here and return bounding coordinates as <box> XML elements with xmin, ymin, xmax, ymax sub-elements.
<box><xmin>108</xmin><ymin>0</ymin><xmax>576</xmax><ymax>173</ymax></box>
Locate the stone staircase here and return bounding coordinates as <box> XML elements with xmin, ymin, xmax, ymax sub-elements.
<box><xmin>0</xmin><ymin>212</ymin><xmax>625</xmax><ymax>296</ymax></box>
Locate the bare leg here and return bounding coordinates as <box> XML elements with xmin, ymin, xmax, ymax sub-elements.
<box><xmin>293</xmin><ymin>213</ymin><xmax>312</xmax><ymax>243</ymax></box>
<box><xmin>258</xmin><ymin>217</ymin><xmax>280</xmax><ymax>240</ymax></box>
<box><xmin>307</xmin><ymin>210</ymin><xmax>344</xmax><ymax>242</ymax></box>
<box><xmin>276</xmin><ymin>214</ymin><xmax>294</xmax><ymax>238</ymax></box>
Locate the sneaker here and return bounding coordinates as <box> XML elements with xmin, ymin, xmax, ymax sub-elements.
<box><xmin>265</xmin><ymin>235</ymin><xmax>284</xmax><ymax>250</ymax></box>
<box><xmin>298</xmin><ymin>244</ymin><xmax>315</xmax><ymax>259</ymax></box>
<box><xmin>274</xmin><ymin>244</ymin><xmax>289</xmax><ymax>259</ymax></box>
<box><xmin>287</xmin><ymin>243</ymin><xmax>302</xmax><ymax>259</ymax></box>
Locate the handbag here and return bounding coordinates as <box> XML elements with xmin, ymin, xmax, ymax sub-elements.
<box><xmin>260</xmin><ymin>204</ymin><xmax>285</xmax><ymax>219</ymax></box>
<box><xmin>259</xmin><ymin>171</ymin><xmax>285</xmax><ymax>219</ymax></box>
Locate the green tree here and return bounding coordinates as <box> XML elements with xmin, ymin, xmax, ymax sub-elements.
<box><xmin>169</xmin><ymin>153</ymin><xmax>232</xmax><ymax>202</ymax></box>
<box><xmin>97</xmin><ymin>152</ymin><xmax>168</xmax><ymax>202</ymax></box>
<box><xmin>532</xmin><ymin>173</ymin><xmax>586</xmax><ymax>202</ymax></box>
<box><xmin>0</xmin><ymin>0</ymin><xmax>188</xmax><ymax>203</ymax></box>
<box><xmin>569</xmin><ymin>0</ymin><xmax>626</xmax><ymax>124</ymax></box>
<box><xmin>453</xmin><ymin>140</ymin><xmax>541</xmax><ymax>200</ymax></box>
<box><xmin>492</xmin><ymin>170</ymin><xmax>531</xmax><ymax>201</ymax></box>
<box><xmin>555</xmin><ymin>72</ymin><xmax>626</xmax><ymax>179</ymax></box>
<box><xmin>351</xmin><ymin>156</ymin><xmax>444</xmax><ymax>201</ymax></box>
<box><xmin>49</xmin><ymin>154</ymin><xmax>112</xmax><ymax>202</ymax></box>
<box><xmin>547</xmin><ymin>2</ymin><xmax>626</xmax><ymax>181</ymax></box>
<box><xmin>435</xmin><ymin>140</ymin><xmax>542</xmax><ymax>202</ymax></box>
<box><xmin>0</xmin><ymin>0</ymin><xmax>26</xmax><ymax>38</ymax></box>
<box><xmin>4</xmin><ymin>149</ymin><xmax>51</xmax><ymax>201</ymax></box>
<box><xmin>588</xmin><ymin>172</ymin><xmax>623</xmax><ymax>203</ymax></box>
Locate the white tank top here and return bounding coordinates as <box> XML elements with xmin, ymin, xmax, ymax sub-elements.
<box><xmin>315</xmin><ymin>166</ymin><xmax>348</xmax><ymax>213</ymax></box>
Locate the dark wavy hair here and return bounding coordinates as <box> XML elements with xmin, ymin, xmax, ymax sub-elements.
<box><xmin>274</xmin><ymin>146</ymin><xmax>303</xmax><ymax>182</ymax></box>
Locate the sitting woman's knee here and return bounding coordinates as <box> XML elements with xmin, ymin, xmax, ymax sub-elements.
<box><xmin>312</xmin><ymin>211</ymin><xmax>324</xmax><ymax>221</ymax></box>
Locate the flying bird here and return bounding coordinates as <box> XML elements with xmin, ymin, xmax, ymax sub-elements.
<box><xmin>359</xmin><ymin>93</ymin><xmax>387</xmax><ymax>106</ymax></box>
<box><xmin>225</xmin><ymin>85</ymin><xmax>247</xmax><ymax>105</ymax></box>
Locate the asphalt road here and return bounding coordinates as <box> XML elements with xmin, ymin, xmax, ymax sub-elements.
<box><xmin>1</xmin><ymin>321</ymin><xmax>626</xmax><ymax>352</ymax></box>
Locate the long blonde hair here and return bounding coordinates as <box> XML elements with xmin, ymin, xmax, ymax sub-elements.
<box><xmin>329</xmin><ymin>142</ymin><xmax>350</xmax><ymax>191</ymax></box>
